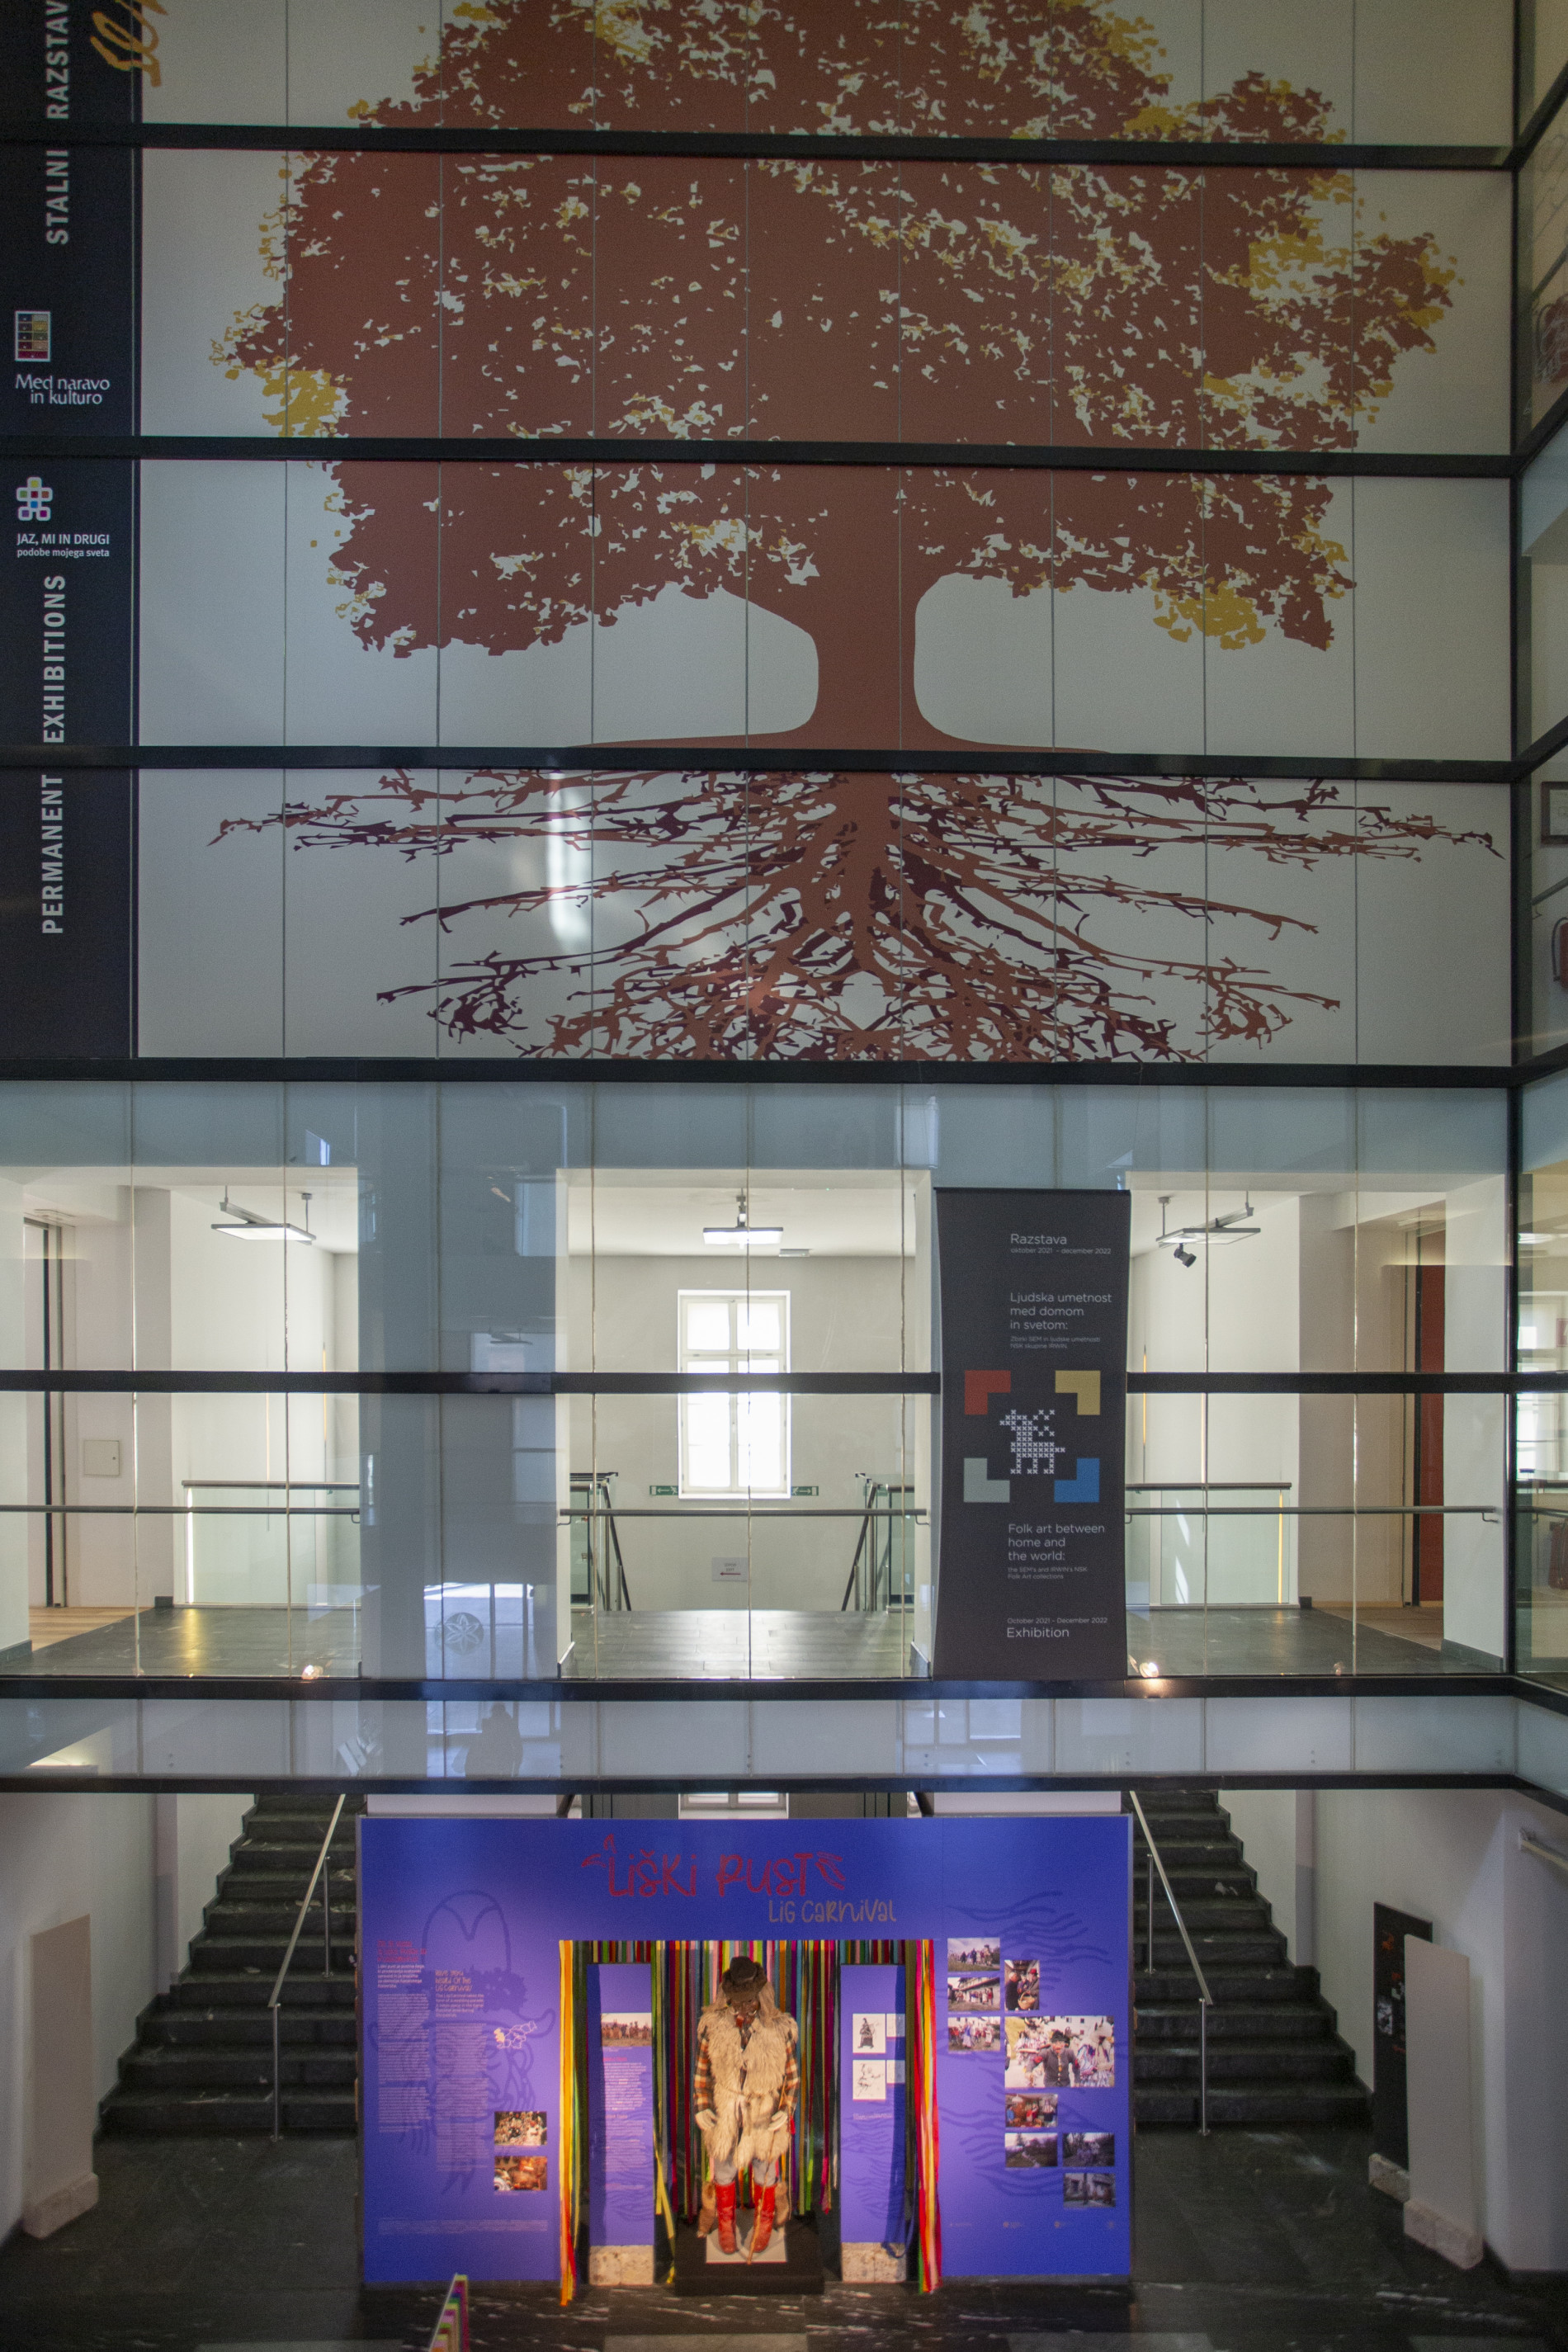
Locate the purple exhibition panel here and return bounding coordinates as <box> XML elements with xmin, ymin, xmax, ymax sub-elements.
<box><xmin>359</xmin><ymin>1813</ymin><xmax>1129</xmax><ymax>2284</ymax></box>
<box><xmin>937</xmin><ymin>1816</ymin><xmax>1131</xmax><ymax>2276</ymax></box>
<box><xmin>839</xmin><ymin>1963</ymin><xmax>905</xmax><ymax>2249</ymax></box>
<box><xmin>588</xmin><ymin>1962</ymin><xmax>654</xmax><ymax>2250</ymax></box>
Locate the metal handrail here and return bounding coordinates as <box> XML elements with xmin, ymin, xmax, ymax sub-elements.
<box><xmin>267</xmin><ymin>1794</ymin><xmax>345</xmax><ymax>2140</ymax></box>
<box><xmin>1520</xmin><ymin>1830</ymin><xmax>1568</xmax><ymax>1882</ymax></box>
<box><xmin>1127</xmin><ymin>1789</ymin><xmax>1213</xmax><ymax>2137</ymax></box>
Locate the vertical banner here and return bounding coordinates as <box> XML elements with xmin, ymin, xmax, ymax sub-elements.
<box><xmin>839</xmin><ymin>1962</ymin><xmax>906</xmax><ymax>2279</ymax></box>
<box><xmin>934</xmin><ymin>1189</ymin><xmax>1131</xmax><ymax>1679</ymax></box>
<box><xmin>0</xmin><ymin>459</ymin><xmax>135</xmax><ymax>1051</ymax></box>
<box><xmin>587</xmin><ymin>1962</ymin><xmax>655</xmax><ymax>2283</ymax></box>
<box><xmin>0</xmin><ymin>5</ymin><xmax>140</xmax><ymax>1056</ymax></box>
<box><xmin>0</xmin><ymin>0</ymin><xmax>141</xmax><ymax>436</ymax></box>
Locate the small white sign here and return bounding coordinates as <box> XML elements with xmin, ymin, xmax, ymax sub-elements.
<box><xmin>711</xmin><ymin>1556</ymin><xmax>748</xmax><ymax>1583</ymax></box>
<box><xmin>851</xmin><ymin>2012</ymin><xmax>886</xmax><ymax>2056</ymax></box>
<box><xmin>852</xmin><ymin>2057</ymin><xmax>886</xmax><ymax>2102</ymax></box>
<box><xmin>888</xmin><ymin>2057</ymin><xmax>905</xmax><ymax>2083</ymax></box>
<box><xmin>886</xmin><ymin>2012</ymin><xmax>904</xmax><ymax>2038</ymax></box>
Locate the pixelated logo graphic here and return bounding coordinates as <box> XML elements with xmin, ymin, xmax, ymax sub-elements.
<box><xmin>16</xmin><ymin>475</ymin><xmax>52</xmax><ymax>521</ymax></box>
<box><xmin>14</xmin><ymin>309</ymin><xmax>50</xmax><ymax>362</ymax></box>
<box><xmin>963</xmin><ymin>1368</ymin><xmax>1099</xmax><ymax>1504</ymax></box>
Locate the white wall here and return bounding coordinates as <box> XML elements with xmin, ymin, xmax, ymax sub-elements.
<box><xmin>33</xmin><ymin>1188</ymin><xmax>359</xmax><ymax>1610</ymax></box>
<box><xmin>155</xmin><ymin>1792</ymin><xmax>254</xmax><ymax>1990</ymax></box>
<box><xmin>1219</xmin><ymin>1786</ymin><xmax>1314</xmax><ymax>1963</ymax></box>
<box><xmin>1314</xmin><ymin>1785</ymin><xmax>1568</xmax><ymax>2274</ymax></box>
<box><xmin>0</xmin><ymin>1792</ymin><xmax>158</xmax><ymax>2240</ymax></box>
<box><xmin>565</xmin><ymin>1253</ymin><xmax>919</xmax><ymax>1613</ymax></box>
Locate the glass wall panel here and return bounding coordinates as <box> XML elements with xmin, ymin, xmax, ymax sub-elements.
<box><xmin>1517</xmin><ymin>1391</ymin><xmax>1568</xmax><ymax>1689</ymax></box>
<box><xmin>0</xmin><ymin>1074</ymin><xmax>1514</xmax><ymax>1684</ymax></box>
<box><xmin>1523</xmin><ymin>0</ymin><xmax>1568</xmax><ymax>124</ymax></box>
<box><xmin>1518</xmin><ymin>1067</ymin><xmax>1568</xmax><ymax>1689</ymax></box>
<box><xmin>1520</xmin><ymin>762</ymin><xmax>1568</xmax><ymax>1059</ymax></box>
<box><xmin>1521</xmin><ymin>423</ymin><xmax>1568</xmax><ymax>750</ymax></box>
<box><xmin>1520</xmin><ymin>98</ymin><xmax>1568</xmax><ymax>436</ymax></box>
<box><xmin>1128</xmin><ymin>1394</ymin><xmax>1506</xmax><ymax>1676</ymax></box>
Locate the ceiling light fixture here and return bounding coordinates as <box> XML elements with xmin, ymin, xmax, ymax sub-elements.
<box><xmin>211</xmin><ymin>1188</ymin><xmax>315</xmax><ymax>1244</ymax></box>
<box><xmin>703</xmin><ymin>1192</ymin><xmax>783</xmax><ymax>1248</ymax></box>
<box><xmin>1156</xmin><ymin>1193</ymin><xmax>1260</xmax><ymax>1263</ymax></box>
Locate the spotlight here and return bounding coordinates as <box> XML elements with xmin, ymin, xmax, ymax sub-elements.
<box><xmin>1173</xmin><ymin>1243</ymin><xmax>1197</xmax><ymax>1268</ymax></box>
<box><xmin>1139</xmin><ymin>1660</ymin><xmax>1161</xmax><ymax>1679</ymax></box>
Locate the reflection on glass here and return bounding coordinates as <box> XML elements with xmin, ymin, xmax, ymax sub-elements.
<box><xmin>1516</xmin><ymin>1113</ymin><xmax>1568</xmax><ymax>1684</ymax></box>
<box><xmin>1125</xmin><ymin>1396</ymin><xmax>1504</xmax><ymax>1679</ymax></box>
<box><xmin>1521</xmin><ymin>101</ymin><xmax>1568</xmax><ymax>432</ymax></box>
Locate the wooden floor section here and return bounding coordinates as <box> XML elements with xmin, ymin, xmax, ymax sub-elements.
<box><xmin>27</xmin><ymin>1605</ymin><xmax>138</xmax><ymax>1651</ymax></box>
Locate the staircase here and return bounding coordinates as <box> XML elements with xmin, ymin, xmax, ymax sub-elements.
<box><xmin>101</xmin><ymin>1793</ymin><xmax>362</xmax><ymax>2136</ymax></box>
<box><xmin>1131</xmin><ymin>1788</ymin><xmax>1369</xmax><ymax>2128</ymax></box>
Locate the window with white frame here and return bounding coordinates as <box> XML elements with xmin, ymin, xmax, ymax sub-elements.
<box><xmin>678</xmin><ymin>1290</ymin><xmax>790</xmax><ymax>1498</ymax></box>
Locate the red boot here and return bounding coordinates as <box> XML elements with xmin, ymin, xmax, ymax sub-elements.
<box><xmin>715</xmin><ymin>2180</ymin><xmax>739</xmax><ymax>2255</ymax></box>
<box><xmin>748</xmin><ymin>2183</ymin><xmax>777</xmax><ymax>2260</ymax></box>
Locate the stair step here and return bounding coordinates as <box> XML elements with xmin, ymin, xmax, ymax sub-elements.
<box><xmin>140</xmin><ymin>2009</ymin><xmax>356</xmax><ymax>2049</ymax></box>
<box><xmin>1135</xmin><ymin>2004</ymin><xmax>1334</xmax><ymax>2042</ymax></box>
<box><xmin>100</xmin><ymin>2087</ymin><xmax>355</xmax><ymax>2136</ymax></box>
<box><xmin>1138</xmin><ymin>1965</ymin><xmax>1311</xmax><ymax>2003</ymax></box>
<box><xmin>163</xmin><ymin>1973</ymin><xmax>357</xmax><ymax>2010</ymax></box>
<box><xmin>201</xmin><ymin>1904</ymin><xmax>357</xmax><ymax>1936</ymax></box>
<box><xmin>220</xmin><ymin>1862</ymin><xmax>358</xmax><ymax>1887</ymax></box>
<box><xmin>188</xmin><ymin>1936</ymin><xmax>356</xmax><ymax>1972</ymax></box>
<box><xmin>1135</xmin><ymin>2042</ymin><xmax>1357</xmax><ymax>2083</ymax></box>
<box><xmin>1137</xmin><ymin>1938</ymin><xmax>1286</xmax><ymax>1967</ymax></box>
<box><xmin>120</xmin><ymin>2045</ymin><xmax>356</xmax><ymax>2090</ymax></box>
<box><xmin>1133</xmin><ymin>1901</ymin><xmax>1272</xmax><ymax>1933</ymax></box>
<box><xmin>1135</xmin><ymin>2082</ymin><xmax>1371</xmax><ymax>2127</ymax></box>
<box><xmin>247</xmin><ymin>1794</ymin><xmax>366</xmax><ymax>1817</ymax></box>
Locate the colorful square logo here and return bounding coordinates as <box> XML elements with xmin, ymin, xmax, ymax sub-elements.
<box><xmin>15</xmin><ymin>310</ymin><xmax>50</xmax><ymax>362</ymax></box>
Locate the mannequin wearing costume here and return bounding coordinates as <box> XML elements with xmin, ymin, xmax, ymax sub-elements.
<box><xmin>693</xmin><ymin>1954</ymin><xmax>799</xmax><ymax>2257</ymax></box>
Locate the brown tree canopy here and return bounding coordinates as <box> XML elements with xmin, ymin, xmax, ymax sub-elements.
<box><xmin>218</xmin><ymin>0</ymin><xmax>1455</xmax><ymax>712</ymax></box>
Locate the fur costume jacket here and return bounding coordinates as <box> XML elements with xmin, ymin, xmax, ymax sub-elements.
<box><xmin>692</xmin><ymin>1986</ymin><xmax>799</xmax><ymax>2175</ymax></box>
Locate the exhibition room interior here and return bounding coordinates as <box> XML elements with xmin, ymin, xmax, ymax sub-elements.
<box><xmin>7</xmin><ymin>0</ymin><xmax>1568</xmax><ymax>2343</ymax></box>
<box><xmin>5</xmin><ymin>1083</ymin><xmax>1547</xmax><ymax>1686</ymax></box>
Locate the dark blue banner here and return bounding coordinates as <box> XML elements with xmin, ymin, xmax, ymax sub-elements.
<box><xmin>0</xmin><ymin>0</ymin><xmax>140</xmax><ymax>434</ymax></box>
<box><xmin>359</xmin><ymin>1813</ymin><xmax>1131</xmax><ymax>2286</ymax></box>
<box><xmin>935</xmin><ymin>1189</ymin><xmax>1131</xmax><ymax>1679</ymax></box>
<box><xmin>0</xmin><ymin>456</ymin><xmax>134</xmax><ymax>1053</ymax></box>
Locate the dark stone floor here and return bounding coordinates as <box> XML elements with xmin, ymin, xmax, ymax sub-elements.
<box><xmin>10</xmin><ymin>1603</ymin><xmax>1497</xmax><ymax>1684</ymax></box>
<box><xmin>1</xmin><ymin>2127</ymin><xmax>1563</xmax><ymax>2352</ymax></box>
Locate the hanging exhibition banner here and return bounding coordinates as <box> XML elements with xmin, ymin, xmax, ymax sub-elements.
<box><xmin>587</xmin><ymin>1961</ymin><xmax>655</xmax><ymax>2279</ymax></box>
<box><xmin>359</xmin><ymin>1813</ymin><xmax>1131</xmax><ymax>2287</ymax></box>
<box><xmin>0</xmin><ymin>456</ymin><xmax>135</xmax><ymax>1055</ymax></box>
<box><xmin>934</xmin><ymin>1189</ymin><xmax>1131</xmax><ymax>1680</ymax></box>
<box><xmin>1</xmin><ymin>4</ymin><xmax>141</xmax><ymax>1055</ymax></box>
<box><xmin>839</xmin><ymin>1961</ymin><xmax>906</xmax><ymax>2277</ymax></box>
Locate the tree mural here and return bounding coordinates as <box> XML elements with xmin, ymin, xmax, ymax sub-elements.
<box><xmin>215</xmin><ymin>0</ymin><xmax>1457</xmax><ymax>740</ymax></box>
<box><xmin>206</xmin><ymin>0</ymin><xmax>1486</xmax><ymax>1060</ymax></box>
<box><xmin>217</xmin><ymin>768</ymin><xmax>1497</xmax><ymax>1060</ymax></box>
